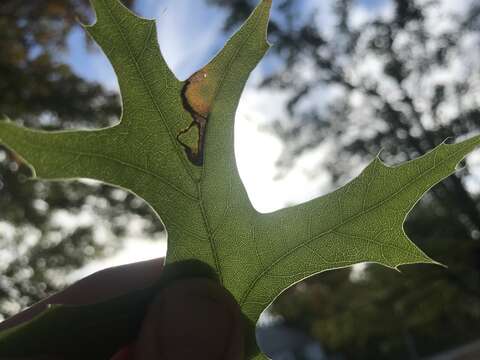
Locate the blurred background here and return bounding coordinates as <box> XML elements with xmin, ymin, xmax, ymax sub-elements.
<box><xmin>1</xmin><ymin>0</ymin><xmax>480</xmax><ymax>359</ymax></box>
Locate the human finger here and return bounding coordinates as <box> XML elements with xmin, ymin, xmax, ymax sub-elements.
<box><xmin>0</xmin><ymin>258</ymin><xmax>164</xmax><ymax>332</ymax></box>
<box><xmin>132</xmin><ymin>278</ymin><xmax>244</xmax><ymax>360</ymax></box>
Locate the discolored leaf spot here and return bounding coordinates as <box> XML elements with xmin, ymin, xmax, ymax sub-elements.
<box><xmin>1</xmin><ymin>0</ymin><xmax>478</xmax><ymax>359</ymax></box>
<box><xmin>179</xmin><ymin>64</ymin><xmax>226</xmax><ymax>166</ymax></box>
<box><xmin>184</xmin><ymin>70</ymin><xmax>212</xmax><ymax>118</ymax></box>
<box><xmin>176</xmin><ymin>114</ymin><xmax>207</xmax><ymax>166</ymax></box>
<box><xmin>178</xmin><ymin>71</ymin><xmax>210</xmax><ymax>166</ymax></box>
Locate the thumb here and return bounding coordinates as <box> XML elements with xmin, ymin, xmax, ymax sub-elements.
<box><xmin>132</xmin><ymin>278</ymin><xmax>244</xmax><ymax>360</ymax></box>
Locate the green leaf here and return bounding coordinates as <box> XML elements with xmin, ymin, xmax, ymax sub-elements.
<box><xmin>0</xmin><ymin>0</ymin><xmax>479</xmax><ymax>358</ymax></box>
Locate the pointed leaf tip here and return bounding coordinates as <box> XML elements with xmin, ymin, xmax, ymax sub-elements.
<box><xmin>4</xmin><ymin>1</ymin><xmax>479</xmax><ymax>359</ymax></box>
<box><xmin>258</xmin><ymin>0</ymin><xmax>273</xmax><ymax>46</ymax></box>
<box><xmin>86</xmin><ymin>0</ymin><xmax>139</xmax><ymax>27</ymax></box>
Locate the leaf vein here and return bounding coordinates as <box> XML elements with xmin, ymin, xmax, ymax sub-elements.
<box><xmin>239</xmin><ymin>146</ymin><xmax>463</xmax><ymax>305</ymax></box>
<box><xmin>26</xmin><ymin>141</ymin><xmax>198</xmax><ymax>201</ymax></box>
<box><xmin>101</xmin><ymin>0</ymin><xmax>195</xmax><ymax>180</ymax></box>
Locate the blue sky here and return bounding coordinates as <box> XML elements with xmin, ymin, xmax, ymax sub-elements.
<box><xmin>66</xmin><ymin>0</ymin><xmax>395</xmax><ymax>274</ymax></box>
<box><xmin>63</xmin><ymin>0</ymin><xmax>392</xmax><ymax>213</ymax></box>
<box><xmin>66</xmin><ymin>0</ymin><xmax>234</xmax><ymax>87</ymax></box>
<box><xmin>361</xmin><ymin>0</ymin><xmax>388</xmax><ymax>8</ymax></box>
<box><xmin>65</xmin><ymin>0</ymin><xmax>389</xmax><ymax>87</ymax></box>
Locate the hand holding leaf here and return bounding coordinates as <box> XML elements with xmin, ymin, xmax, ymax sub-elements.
<box><xmin>1</xmin><ymin>0</ymin><xmax>479</xmax><ymax>358</ymax></box>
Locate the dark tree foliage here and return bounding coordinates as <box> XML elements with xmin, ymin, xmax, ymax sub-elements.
<box><xmin>0</xmin><ymin>0</ymin><xmax>164</xmax><ymax>319</ymax></box>
<box><xmin>211</xmin><ymin>0</ymin><xmax>480</xmax><ymax>358</ymax></box>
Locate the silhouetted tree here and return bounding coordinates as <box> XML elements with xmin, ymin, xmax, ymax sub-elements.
<box><xmin>211</xmin><ymin>0</ymin><xmax>480</xmax><ymax>358</ymax></box>
<box><xmin>0</xmin><ymin>0</ymin><xmax>165</xmax><ymax>319</ymax></box>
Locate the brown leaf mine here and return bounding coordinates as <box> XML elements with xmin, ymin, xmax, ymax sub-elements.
<box><xmin>178</xmin><ymin>69</ymin><xmax>216</xmax><ymax>166</ymax></box>
<box><xmin>177</xmin><ymin>113</ymin><xmax>207</xmax><ymax>166</ymax></box>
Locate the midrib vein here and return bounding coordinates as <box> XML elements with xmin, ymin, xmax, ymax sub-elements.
<box><xmin>197</xmin><ymin>183</ymin><xmax>223</xmax><ymax>283</ymax></box>
<box><xmin>199</xmin><ymin>2</ymin><xmax>267</xmax><ymax>183</ymax></box>
<box><xmin>196</xmin><ymin>5</ymin><xmax>268</xmax><ymax>281</ymax></box>
<box><xmin>102</xmin><ymin>0</ymin><xmax>195</xmax><ymax>181</ymax></box>
<box><xmin>240</xmin><ymin>145</ymin><xmax>464</xmax><ymax>305</ymax></box>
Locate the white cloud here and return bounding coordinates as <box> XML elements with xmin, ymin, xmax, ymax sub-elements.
<box><xmin>350</xmin><ymin>0</ymin><xmax>394</xmax><ymax>28</ymax></box>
